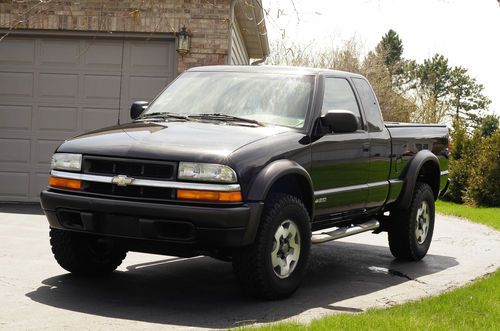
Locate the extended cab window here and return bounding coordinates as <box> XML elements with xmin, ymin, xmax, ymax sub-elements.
<box><xmin>322</xmin><ymin>78</ymin><xmax>363</xmax><ymax>130</ymax></box>
<box><xmin>352</xmin><ymin>78</ymin><xmax>384</xmax><ymax>132</ymax></box>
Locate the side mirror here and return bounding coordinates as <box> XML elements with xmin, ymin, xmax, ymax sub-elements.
<box><xmin>130</xmin><ymin>101</ymin><xmax>149</xmax><ymax>120</ymax></box>
<box><xmin>321</xmin><ymin>110</ymin><xmax>358</xmax><ymax>133</ymax></box>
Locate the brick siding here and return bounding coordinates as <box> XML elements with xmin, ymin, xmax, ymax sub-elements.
<box><xmin>0</xmin><ymin>0</ymin><xmax>231</xmax><ymax>74</ymax></box>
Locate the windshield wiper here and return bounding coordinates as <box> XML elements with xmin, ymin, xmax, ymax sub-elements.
<box><xmin>188</xmin><ymin>113</ymin><xmax>264</xmax><ymax>126</ymax></box>
<box><xmin>138</xmin><ymin>112</ymin><xmax>190</xmax><ymax>121</ymax></box>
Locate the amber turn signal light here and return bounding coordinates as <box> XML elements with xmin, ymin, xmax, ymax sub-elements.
<box><xmin>177</xmin><ymin>189</ymin><xmax>242</xmax><ymax>202</ymax></box>
<box><xmin>49</xmin><ymin>176</ymin><xmax>82</xmax><ymax>190</ymax></box>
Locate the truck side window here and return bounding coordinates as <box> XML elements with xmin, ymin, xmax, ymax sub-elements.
<box><xmin>322</xmin><ymin>78</ymin><xmax>363</xmax><ymax>130</ymax></box>
<box><xmin>352</xmin><ymin>78</ymin><xmax>384</xmax><ymax>132</ymax></box>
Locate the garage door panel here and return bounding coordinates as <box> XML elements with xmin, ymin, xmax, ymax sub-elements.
<box><xmin>0</xmin><ymin>172</ymin><xmax>29</xmax><ymax>198</ymax></box>
<box><xmin>0</xmin><ymin>105</ymin><xmax>32</xmax><ymax>130</ymax></box>
<box><xmin>39</xmin><ymin>39</ymin><xmax>80</xmax><ymax>66</ymax></box>
<box><xmin>128</xmin><ymin>41</ymin><xmax>174</xmax><ymax>71</ymax></box>
<box><xmin>128</xmin><ymin>76</ymin><xmax>169</xmax><ymax>100</ymax></box>
<box><xmin>35</xmin><ymin>140</ymin><xmax>61</xmax><ymax>165</ymax></box>
<box><xmin>84</xmin><ymin>41</ymin><xmax>123</xmax><ymax>68</ymax></box>
<box><xmin>0</xmin><ymin>138</ymin><xmax>30</xmax><ymax>163</ymax></box>
<box><xmin>38</xmin><ymin>106</ymin><xmax>77</xmax><ymax>131</ymax></box>
<box><xmin>0</xmin><ymin>39</ymin><xmax>35</xmax><ymax>65</ymax></box>
<box><xmin>82</xmin><ymin>108</ymin><xmax>119</xmax><ymax>131</ymax></box>
<box><xmin>32</xmin><ymin>172</ymin><xmax>50</xmax><ymax>198</ymax></box>
<box><xmin>38</xmin><ymin>73</ymin><xmax>78</xmax><ymax>99</ymax></box>
<box><xmin>0</xmin><ymin>72</ymin><xmax>33</xmax><ymax>97</ymax></box>
<box><xmin>83</xmin><ymin>75</ymin><xmax>121</xmax><ymax>101</ymax></box>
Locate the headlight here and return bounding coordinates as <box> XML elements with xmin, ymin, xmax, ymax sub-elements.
<box><xmin>178</xmin><ymin>162</ymin><xmax>237</xmax><ymax>183</ymax></box>
<box><xmin>50</xmin><ymin>153</ymin><xmax>82</xmax><ymax>171</ymax></box>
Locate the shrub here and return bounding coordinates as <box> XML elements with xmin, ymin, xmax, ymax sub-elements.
<box><xmin>466</xmin><ymin>131</ymin><xmax>500</xmax><ymax>206</ymax></box>
<box><xmin>444</xmin><ymin>119</ymin><xmax>475</xmax><ymax>204</ymax></box>
<box><xmin>446</xmin><ymin>158</ymin><xmax>470</xmax><ymax>204</ymax></box>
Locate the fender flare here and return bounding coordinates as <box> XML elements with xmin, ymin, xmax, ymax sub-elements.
<box><xmin>241</xmin><ymin>160</ymin><xmax>314</xmax><ymax>245</ymax></box>
<box><xmin>247</xmin><ymin>159</ymin><xmax>314</xmax><ymax>213</ymax></box>
<box><xmin>396</xmin><ymin>150</ymin><xmax>440</xmax><ymax>210</ymax></box>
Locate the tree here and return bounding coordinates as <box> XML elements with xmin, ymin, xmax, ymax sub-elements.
<box><xmin>408</xmin><ymin>54</ymin><xmax>491</xmax><ymax>124</ymax></box>
<box><xmin>362</xmin><ymin>50</ymin><xmax>415</xmax><ymax>122</ymax></box>
<box><xmin>375</xmin><ymin>29</ymin><xmax>404</xmax><ymax>70</ymax></box>
<box><xmin>449</xmin><ymin>66</ymin><xmax>491</xmax><ymax>122</ymax></box>
<box><xmin>478</xmin><ymin>114</ymin><xmax>499</xmax><ymax>137</ymax></box>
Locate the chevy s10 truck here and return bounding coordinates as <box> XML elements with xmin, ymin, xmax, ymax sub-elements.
<box><xmin>41</xmin><ymin>66</ymin><xmax>449</xmax><ymax>299</ymax></box>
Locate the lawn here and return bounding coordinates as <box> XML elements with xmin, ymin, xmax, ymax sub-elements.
<box><xmin>436</xmin><ymin>200</ymin><xmax>500</xmax><ymax>230</ymax></box>
<box><xmin>247</xmin><ymin>200</ymin><xmax>500</xmax><ymax>331</ymax></box>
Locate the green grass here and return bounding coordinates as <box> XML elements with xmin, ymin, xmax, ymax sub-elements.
<box><xmin>254</xmin><ymin>271</ymin><xmax>500</xmax><ymax>331</ymax></box>
<box><xmin>246</xmin><ymin>201</ymin><xmax>500</xmax><ymax>331</ymax></box>
<box><xmin>436</xmin><ymin>200</ymin><xmax>500</xmax><ymax>230</ymax></box>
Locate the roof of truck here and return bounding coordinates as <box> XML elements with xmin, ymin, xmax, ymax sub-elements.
<box><xmin>187</xmin><ymin>65</ymin><xmax>366</xmax><ymax>78</ymax></box>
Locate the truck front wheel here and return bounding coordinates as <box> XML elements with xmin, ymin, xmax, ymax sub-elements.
<box><xmin>232</xmin><ymin>193</ymin><xmax>311</xmax><ymax>299</ymax></box>
<box><xmin>50</xmin><ymin>229</ymin><xmax>126</xmax><ymax>275</ymax></box>
<box><xmin>388</xmin><ymin>182</ymin><xmax>435</xmax><ymax>261</ymax></box>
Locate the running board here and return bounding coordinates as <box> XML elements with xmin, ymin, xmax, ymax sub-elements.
<box><xmin>311</xmin><ymin>219</ymin><xmax>380</xmax><ymax>244</ymax></box>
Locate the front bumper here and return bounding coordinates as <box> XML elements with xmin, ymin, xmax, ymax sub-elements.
<box><xmin>40</xmin><ymin>190</ymin><xmax>263</xmax><ymax>250</ymax></box>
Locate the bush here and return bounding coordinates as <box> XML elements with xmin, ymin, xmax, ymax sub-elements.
<box><xmin>444</xmin><ymin>119</ymin><xmax>475</xmax><ymax>204</ymax></box>
<box><xmin>445</xmin><ymin>159</ymin><xmax>470</xmax><ymax>204</ymax></box>
<box><xmin>466</xmin><ymin>131</ymin><xmax>500</xmax><ymax>206</ymax></box>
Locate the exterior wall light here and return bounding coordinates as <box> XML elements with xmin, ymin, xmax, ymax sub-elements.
<box><xmin>176</xmin><ymin>26</ymin><xmax>191</xmax><ymax>56</ymax></box>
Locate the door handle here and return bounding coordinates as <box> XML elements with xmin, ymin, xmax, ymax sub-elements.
<box><xmin>362</xmin><ymin>143</ymin><xmax>371</xmax><ymax>152</ymax></box>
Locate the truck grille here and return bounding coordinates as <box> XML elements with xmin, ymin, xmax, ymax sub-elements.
<box><xmin>82</xmin><ymin>156</ymin><xmax>176</xmax><ymax>180</ymax></box>
<box><xmin>81</xmin><ymin>156</ymin><xmax>177</xmax><ymax>200</ymax></box>
<box><xmin>83</xmin><ymin>182</ymin><xmax>176</xmax><ymax>200</ymax></box>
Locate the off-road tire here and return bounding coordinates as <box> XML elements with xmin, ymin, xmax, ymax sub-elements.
<box><xmin>50</xmin><ymin>228</ymin><xmax>127</xmax><ymax>275</ymax></box>
<box><xmin>232</xmin><ymin>193</ymin><xmax>311</xmax><ymax>300</ymax></box>
<box><xmin>388</xmin><ymin>182</ymin><xmax>435</xmax><ymax>261</ymax></box>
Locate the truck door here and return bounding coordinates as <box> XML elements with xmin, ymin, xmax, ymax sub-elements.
<box><xmin>352</xmin><ymin>78</ymin><xmax>392</xmax><ymax>212</ymax></box>
<box><xmin>311</xmin><ymin>77</ymin><xmax>370</xmax><ymax>219</ymax></box>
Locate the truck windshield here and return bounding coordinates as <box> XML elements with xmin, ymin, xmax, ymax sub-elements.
<box><xmin>144</xmin><ymin>71</ymin><xmax>314</xmax><ymax>128</ymax></box>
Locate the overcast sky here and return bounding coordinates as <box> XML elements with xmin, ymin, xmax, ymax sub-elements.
<box><xmin>262</xmin><ymin>0</ymin><xmax>499</xmax><ymax>115</ymax></box>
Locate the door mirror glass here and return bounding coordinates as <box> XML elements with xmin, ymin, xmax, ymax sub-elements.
<box><xmin>130</xmin><ymin>101</ymin><xmax>149</xmax><ymax>120</ymax></box>
<box><xmin>321</xmin><ymin>110</ymin><xmax>358</xmax><ymax>133</ymax></box>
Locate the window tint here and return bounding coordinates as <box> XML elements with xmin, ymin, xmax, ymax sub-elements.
<box><xmin>352</xmin><ymin>78</ymin><xmax>384</xmax><ymax>132</ymax></box>
<box><xmin>322</xmin><ymin>78</ymin><xmax>362</xmax><ymax>130</ymax></box>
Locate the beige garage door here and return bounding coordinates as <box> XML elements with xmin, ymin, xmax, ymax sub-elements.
<box><xmin>0</xmin><ymin>34</ymin><xmax>176</xmax><ymax>202</ymax></box>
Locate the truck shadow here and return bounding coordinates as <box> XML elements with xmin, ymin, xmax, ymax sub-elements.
<box><xmin>26</xmin><ymin>241</ymin><xmax>457</xmax><ymax>328</ymax></box>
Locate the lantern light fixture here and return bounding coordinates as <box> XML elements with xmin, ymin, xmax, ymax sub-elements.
<box><xmin>176</xmin><ymin>26</ymin><xmax>191</xmax><ymax>56</ymax></box>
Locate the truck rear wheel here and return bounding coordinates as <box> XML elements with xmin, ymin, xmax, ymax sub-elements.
<box><xmin>388</xmin><ymin>182</ymin><xmax>435</xmax><ymax>261</ymax></box>
<box><xmin>232</xmin><ymin>193</ymin><xmax>311</xmax><ymax>299</ymax></box>
<box><xmin>50</xmin><ymin>228</ymin><xmax>126</xmax><ymax>275</ymax></box>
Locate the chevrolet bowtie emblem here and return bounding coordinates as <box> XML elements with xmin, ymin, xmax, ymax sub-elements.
<box><xmin>112</xmin><ymin>175</ymin><xmax>135</xmax><ymax>187</ymax></box>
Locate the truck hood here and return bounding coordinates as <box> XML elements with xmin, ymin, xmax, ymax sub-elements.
<box><xmin>57</xmin><ymin>121</ymin><xmax>291</xmax><ymax>163</ymax></box>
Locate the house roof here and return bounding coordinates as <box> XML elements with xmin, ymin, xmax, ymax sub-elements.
<box><xmin>234</xmin><ymin>0</ymin><xmax>270</xmax><ymax>59</ymax></box>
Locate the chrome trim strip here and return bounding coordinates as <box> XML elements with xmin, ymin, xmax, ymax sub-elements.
<box><xmin>52</xmin><ymin>170</ymin><xmax>112</xmax><ymax>183</ymax></box>
<box><xmin>51</xmin><ymin>170</ymin><xmax>241</xmax><ymax>192</ymax></box>
<box><xmin>367</xmin><ymin>180</ymin><xmax>390</xmax><ymax>188</ymax></box>
<box><xmin>314</xmin><ymin>181</ymin><xmax>389</xmax><ymax>196</ymax></box>
<box><xmin>440</xmin><ymin>170</ymin><xmax>449</xmax><ymax>176</ymax></box>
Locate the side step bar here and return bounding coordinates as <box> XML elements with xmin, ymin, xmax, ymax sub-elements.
<box><xmin>311</xmin><ymin>219</ymin><xmax>380</xmax><ymax>244</ymax></box>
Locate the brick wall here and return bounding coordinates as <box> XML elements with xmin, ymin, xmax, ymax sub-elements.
<box><xmin>0</xmin><ymin>0</ymin><xmax>231</xmax><ymax>74</ymax></box>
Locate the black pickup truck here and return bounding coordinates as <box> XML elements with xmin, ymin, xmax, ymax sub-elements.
<box><xmin>41</xmin><ymin>66</ymin><xmax>449</xmax><ymax>299</ymax></box>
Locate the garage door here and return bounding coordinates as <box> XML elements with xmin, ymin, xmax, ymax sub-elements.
<box><xmin>0</xmin><ymin>35</ymin><xmax>176</xmax><ymax>202</ymax></box>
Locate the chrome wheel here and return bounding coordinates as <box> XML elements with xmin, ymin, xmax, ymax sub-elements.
<box><xmin>415</xmin><ymin>200</ymin><xmax>430</xmax><ymax>244</ymax></box>
<box><xmin>271</xmin><ymin>219</ymin><xmax>301</xmax><ymax>279</ymax></box>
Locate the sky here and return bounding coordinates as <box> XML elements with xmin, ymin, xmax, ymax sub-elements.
<box><xmin>261</xmin><ymin>0</ymin><xmax>500</xmax><ymax>115</ymax></box>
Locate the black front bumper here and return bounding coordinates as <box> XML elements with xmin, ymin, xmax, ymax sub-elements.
<box><xmin>40</xmin><ymin>190</ymin><xmax>264</xmax><ymax>252</ymax></box>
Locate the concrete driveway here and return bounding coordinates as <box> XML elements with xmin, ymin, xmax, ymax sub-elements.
<box><xmin>0</xmin><ymin>204</ymin><xmax>499</xmax><ymax>330</ymax></box>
